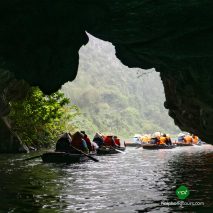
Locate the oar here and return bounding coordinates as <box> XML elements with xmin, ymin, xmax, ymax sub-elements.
<box><xmin>70</xmin><ymin>145</ymin><xmax>99</xmax><ymax>162</ymax></box>
<box><xmin>23</xmin><ymin>155</ymin><xmax>42</xmax><ymax>161</ymax></box>
<box><xmin>110</xmin><ymin>146</ymin><xmax>125</xmax><ymax>154</ymax></box>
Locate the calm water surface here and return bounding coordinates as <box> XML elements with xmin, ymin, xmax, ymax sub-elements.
<box><xmin>0</xmin><ymin>145</ymin><xmax>213</xmax><ymax>213</ymax></box>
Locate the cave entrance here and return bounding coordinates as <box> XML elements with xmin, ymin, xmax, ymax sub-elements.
<box><xmin>62</xmin><ymin>34</ymin><xmax>180</xmax><ymax>139</ymax></box>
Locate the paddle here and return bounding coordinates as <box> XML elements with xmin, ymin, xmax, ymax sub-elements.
<box><xmin>70</xmin><ymin>145</ymin><xmax>99</xmax><ymax>162</ymax></box>
<box><xmin>67</xmin><ymin>134</ymin><xmax>99</xmax><ymax>162</ymax></box>
<box><xmin>23</xmin><ymin>155</ymin><xmax>42</xmax><ymax>161</ymax></box>
<box><xmin>110</xmin><ymin>146</ymin><xmax>125</xmax><ymax>154</ymax></box>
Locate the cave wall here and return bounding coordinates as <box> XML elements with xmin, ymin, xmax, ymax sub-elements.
<box><xmin>161</xmin><ymin>61</ymin><xmax>213</xmax><ymax>140</ymax></box>
<box><xmin>0</xmin><ymin>117</ymin><xmax>28</xmax><ymax>153</ymax></box>
<box><xmin>0</xmin><ymin>0</ymin><xmax>213</xmax><ymax>144</ymax></box>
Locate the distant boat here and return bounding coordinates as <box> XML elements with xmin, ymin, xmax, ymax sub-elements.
<box><xmin>142</xmin><ymin>144</ymin><xmax>176</xmax><ymax>150</ymax></box>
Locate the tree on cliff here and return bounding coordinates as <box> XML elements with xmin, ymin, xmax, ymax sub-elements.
<box><xmin>9</xmin><ymin>87</ymin><xmax>79</xmax><ymax>148</ymax></box>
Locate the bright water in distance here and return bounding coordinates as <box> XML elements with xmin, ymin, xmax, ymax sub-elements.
<box><xmin>0</xmin><ymin>145</ymin><xmax>213</xmax><ymax>213</ymax></box>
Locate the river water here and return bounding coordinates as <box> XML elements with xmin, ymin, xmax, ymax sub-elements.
<box><xmin>0</xmin><ymin>145</ymin><xmax>213</xmax><ymax>213</ymax></box>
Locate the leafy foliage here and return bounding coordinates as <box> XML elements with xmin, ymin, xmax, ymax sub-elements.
<box><xmin>9</xmin><ymin>87</ymin><xmax>79</xmax><ymax>148</ymax></box>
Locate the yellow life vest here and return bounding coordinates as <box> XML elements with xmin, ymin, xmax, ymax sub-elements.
<box><xmin>159</xmin><ymin>136</ymin><xmax>167</xmax><ymax>145</ymax></box>
<box><xmin>142</xmin><ymin>136</ymin><xmax>150</xmax><ymax>143</ymax></box>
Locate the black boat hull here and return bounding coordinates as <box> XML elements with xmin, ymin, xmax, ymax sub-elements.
<box><xmin>41</xmin><ymin>152</ymin><xmax>89</xmax><ymax>163</ymax></box>
<box><xmin>142</xmin><ymin>144</ymin><xmax>176</xmax><ymax>150</ymax></box>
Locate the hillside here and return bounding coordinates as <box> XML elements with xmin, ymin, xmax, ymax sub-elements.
<box><xmin>62</xmin><ymin>34</ymin><xmax>179</xmax><ymax>138</ymax></box>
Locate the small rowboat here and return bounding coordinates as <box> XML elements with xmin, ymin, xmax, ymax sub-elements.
<box><xmin>142</xmin><ymin>144</ymin><xmax>176</xmax><ymax>150</ymax></box>
<box><xmin>173</xmin><ymin>142</ymin><xmax>193</xmax><ymax>147</ymax></box>
<box><xmin>41</xmin><ymin>152</ymin><xmax>91</xmax><ymax>163</ymax></box>
<box><xmin>97</xmin><ymin>146</ymin><xmax>126</xmax><ymax>155</ymax></box>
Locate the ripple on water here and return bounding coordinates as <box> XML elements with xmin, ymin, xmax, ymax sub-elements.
<box><xmin>0</xmin><ymin>145</ymin><xmax>213</xmax><ymax>212</ymax></box>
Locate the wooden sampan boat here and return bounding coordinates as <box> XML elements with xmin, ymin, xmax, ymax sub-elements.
<box><xmin>41</xmin><ymin>152</ymin><xmax>90</xmax><ymax>163</ymax></box>
<box><xmin>142</xmin><ymin>144</ymin><xmax>176</xmax><ymax>150</ymax></box>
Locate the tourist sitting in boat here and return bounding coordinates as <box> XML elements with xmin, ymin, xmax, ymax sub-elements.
<box><xmin>157</xmin><ymin>134</ymin><xmax>167</xmax><ymax>145</ymax></box>
<box><xmin>81</xmin><ymin>131</ymin><xmax>93</xmax><ymax>152</ymax></box>
<box><xmin>150</xmin><ymin>136</ymin><xmax>160</xmax><ymax>144</ymax></box>
<box><xmin>55</xmin><ymin>133</ymin><xmax>72</xmax><ymax>153</ymax></box>
<box><xmin>70</xmin><ymin>131</ymin><xmax>89</xmax><ymax>154</ymax></box>
<box><xmin>177</xmin><ymin>133</ymin><xmax>185</xmax><ymax>142</ymax></box>
<box><xmin>192</xmin><ymin>134</ymin><xmax>199</xmax><ymax>144</ymax></box>
<box><xmin>184</xmin><ymin>134</ymin><xmax>193</xmax><ymax>144</ymax></box>
<box><xmin>141</xmin><ymin>134</ymin><xmax>151</xmax><ymax>143</ymax></box>
<box><xmin>113</xmin><ymin>136</ymin><xmax>121</xmax><ymax>146</ymax></box>
<box><xmin>165</xmin><ymin>134</ymin><xmax>172</xmax><ymax>145</ymax></box>
<box><xmin>93</xmin><ymin>132</ymin><xmax>104</xmax><ymax>147</ymax></box>
<box><xmin>133</xmin><ymin>134</ymin><xmax>142</xmax><ymax>144</ymax></box>
<box><xmin>91</xmin><ymin>141</ymin><xmax>99</xmax><ymax>151</ymax></box>
<box><xmin>104</xmin><ymin>135</ymin><xmax>119</xmax><ymax>147</ymax></box>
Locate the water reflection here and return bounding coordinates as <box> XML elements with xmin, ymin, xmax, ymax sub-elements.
<box><xmin>0</xmin><ymin>145</ymin><xmax>212</xmax><ymax>212</ymax></box>
<box><xmin>0</xmin><ymin>156</ymin><xmax>63</xmax><ymax>213</ymax></box>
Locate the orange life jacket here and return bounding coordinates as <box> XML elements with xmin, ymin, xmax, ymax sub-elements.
<box><xmin>192</xmin><ymin>136</ymin><xmax>199</xmax><ymax>144</ymax></box>
<box><xmin>184</xmin><ymin>135</ymin><xmax>193</xmax><ymax>143</ymax></box>
<box><xmin>158</xmin><ymin>136</ymin><xmax>167</xmax><ymax>145</ymax></box>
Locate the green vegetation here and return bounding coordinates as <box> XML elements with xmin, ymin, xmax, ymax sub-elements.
<box><xmin>9</xmin><ymin>87</ymin><xmax>79</xmax><ymax>148</ymax></box>
<box><xmin>62</xmin><ymin>35</ymin><xmax>179</xmax><ymax>138</ymax></box>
